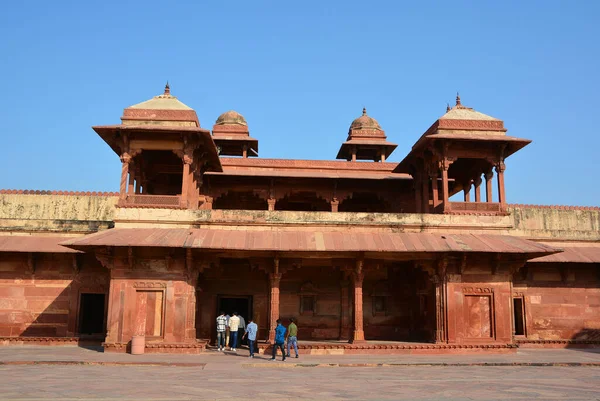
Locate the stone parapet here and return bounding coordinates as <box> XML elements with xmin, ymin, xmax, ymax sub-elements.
<box><xmin>508</xmin><ymin>205</ymin><xmax>600</xmax><ymax>241</ymax></box>
<box><xmin>0</xmin><ymin>193</ymin><xmax>117</xmax><ymax>234</ymax></box>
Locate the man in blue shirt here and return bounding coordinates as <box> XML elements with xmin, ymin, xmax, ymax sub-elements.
<box><xmin>270</xmin><ymin>319</ymin><xmax>287</xmax><ymax>361</ymax></box>
<box><xmin>242</xmin><ymin>317</ymin><xmax>258</xmax><ymax>358</ymax></box>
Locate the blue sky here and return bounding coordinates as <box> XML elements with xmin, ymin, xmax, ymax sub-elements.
<box><xmin>1</xmin><ymin>1</ymin><xmax>598</xmax><ymax>206</ymax></box>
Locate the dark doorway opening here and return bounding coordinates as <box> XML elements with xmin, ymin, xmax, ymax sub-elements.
<box><xmin>513</xmin><ymin>297</ymin><xmax>525</xmax><ymax>336</ymax></box>
<box><xmin>78</xmin><ymin>293</ymin><xmax>106</xmax><ymax>335</ymax></box>
<box><xmin>217</xmin><ymin>295</ymin><xmax>252</xmax><ymax>346</ymax></box>
<box><xmin>217</xmin><ymin>295</ymin><xmax>252</xmax><ymax>322</ymax></box>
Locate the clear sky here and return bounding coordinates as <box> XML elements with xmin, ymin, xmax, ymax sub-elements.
<box><xmin>1</xmin><ymin>1</ymin><xmax>598</xmax><ymax>206</ymax></box>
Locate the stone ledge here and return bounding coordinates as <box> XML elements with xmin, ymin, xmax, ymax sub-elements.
<box><xmin>516</xmin><ymin>339</ymin><xmax>600</xmax><ymax>349</ymax></box>
<box><xmin>103</xmin><ymin>341</ymin><xmax>207</xmax><ymax>354</ymax></box>
<box><xmin>0</xmin><ymin>337</ymin><xmax>99</xmax><ymax>346</ymax></box>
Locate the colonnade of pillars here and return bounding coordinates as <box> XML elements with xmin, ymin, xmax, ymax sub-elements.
<box><xmin>413</xmin><ymin>160</ymin><xmax>506</xmax><ymax>213</ymax></box>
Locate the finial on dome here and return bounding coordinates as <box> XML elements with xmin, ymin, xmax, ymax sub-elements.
<box><xmin>456</xmin><ymin>92</ymin><xmax>461</xmax><ymax>106</ymax></box>
<box><xmin>446</xmin><ymin>103</ymin><xmax>451</xmax><ymax>112</ymax></box>
<box><xmin>164</xmin><ymin>82</ymin><xmax>170</xmax><ymax>95</ymax></box>
<box><xmin>362</xmin><ymin>107</ymin><xmax>367</xmax><ymax>116</ymax></box>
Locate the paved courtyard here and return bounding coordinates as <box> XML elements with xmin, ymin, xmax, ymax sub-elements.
<box><xmin>0</xmin><ymin>347</ymin><xmax>599</xmax><ymax>400</ymax></box>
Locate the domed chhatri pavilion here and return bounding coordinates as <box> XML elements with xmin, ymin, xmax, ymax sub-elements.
<box><xmin>0</xmin><ymin>85</ymin><xmax>599</xmax><ymax>355</ymax></box>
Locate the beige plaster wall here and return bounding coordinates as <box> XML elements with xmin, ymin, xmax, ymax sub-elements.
<box><xmin>508</xmin><ymin>206</ymin><xmax>600</xmax><ymax>241</ymax></box>
<box><xmin>0</xmin><ymin>194</ymin><xmax>117</xmax><ymax>233</ymax></box>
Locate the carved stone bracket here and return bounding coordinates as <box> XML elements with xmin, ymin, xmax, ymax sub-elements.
<box><xmin>95</xmin><ymin>247</ymin><xmax>114</xmax><ymax>270</ymax></box>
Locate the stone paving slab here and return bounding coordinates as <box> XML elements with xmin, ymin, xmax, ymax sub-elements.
<box><xmin>0</xmin><ymin>364</ymin><xmax>599</xmax><ymax>400</ymax></box>
<box><xmin>1</xmin><ymin>345</ymin><xmax>600</xmax><ymax>368</ymax></box>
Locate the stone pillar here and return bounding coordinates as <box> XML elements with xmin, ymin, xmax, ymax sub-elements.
<box><xmin>441</xmin><ymin>161</ymin><xmax>450</xmax><ymax>213</ymax></box>
<box><xmin>242</xmin><ymin>144</ymin><xmax>248</xmax><ymax>159</ymax></box>
<box><xmin>127</xmin><ymin>169</ymin><xmax>135</xmax><ymax>195</ymax></box>
<box><xmin>119</xmin><ymin>153</ymin><xmax>131</xmax><ymax>200</ymax></box>
<box><xmin>414</xmin><ymin>175</ymin><xmax>422</xmax><ymax>213</ymax></box>
<box><xmin>474</xmin><ymin>176</ymin><xmax>482</xmax><ymax>202</ymax></box>
<box><xmin>331</xmin><ymin>198</ymin><xmax>339</xmax><ymax>212</ymax></box>
<box><xmin>351</xmin><ymin>260</ymin><xmax>366</xmax><ymax>343</ymax></box>
<box><xmin>496</xmin><ymin>161</ymin><xmax>506</xmax><ymax>206</ymax></box>
<box><xmin>380</xmin><ymin>149</ymin><xmax>385</xmax><ymax>162</ymax></box>
<box><xmin>267</xmin><ymin>198</ymin><xmax>276</xmax><ymax>211</ymax></box>
<box><xmin>485</xmin><ymin>169</ymin><xmax>494</xmax><ymax>202</ymax></box>
<box><xmin>431</xmin><ymin>171</ymin><xmax>440</xmax><ymax>209</ymax></box>
<box><xmin>181</xmin><ymin>155</ymin><xmax>192</xmax><ymax>208</ymax></box>
<box><xmin>433</xmin><ymin>268</ymin><xmax>447</xmax><ymax>344</ymax></box>
<box><xmin>268</xmin><ymin>271</ymin><xmax>282</xmax><ymax>343</ymax></box>
<box><xmin>463</xmin><ymin>180</ymin><xmax>471</xmax><ymax>202</ymax></box>
<box><xmin>422</xmin><ymin>175</ymin><xmax>430</xmax><ymax>213</ymax></box>
<box><xmin>351</xmin><ymin>146</ymin><xmax>357</xmax><ymax>162</ymax></box>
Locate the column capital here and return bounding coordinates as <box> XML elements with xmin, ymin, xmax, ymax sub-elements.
<box><xmin>269</xmin><ymin>272</ymin><xmax>282</xmax><ymax>288</ymax></box>
<box><xmin>120</xmin><ymin>153</ymin><xmax>132</xmax><ymax>164</ymax></box>
<box><xmin>495</xmin><ymin>161</ymin><xmax>506</xmax><ymax>173</ymax></box>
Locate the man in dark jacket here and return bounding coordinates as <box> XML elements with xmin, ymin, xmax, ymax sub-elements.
<box><xmin>269</xmin><ymin>319</ymin><xmax>286</xmax><ymax>361</ymax></box>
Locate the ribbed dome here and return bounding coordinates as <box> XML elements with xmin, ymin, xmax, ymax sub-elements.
<box><xmin>215</xmin><ymin>110</ymin><xmax>247</xmax><ymax>126</ymax></box>
<box><xmin>350</xmin><ymin>108</ymin><xmax>382</xmax><ymax>131</ymax></box>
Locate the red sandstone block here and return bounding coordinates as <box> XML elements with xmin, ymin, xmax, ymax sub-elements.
<box><xmin>0</xmin><ymin>287</ymin><xmax>25</xmax><ymax>297</ymax></box>
<box><xmin>35</xmin><ymin>313</ymin><xmax>69</xmax><ymax>324</ymax></box>
<box><xmin>24</xmin><ymin>287</ymin><xmax>69</xmax><ymax>297</ymax></box>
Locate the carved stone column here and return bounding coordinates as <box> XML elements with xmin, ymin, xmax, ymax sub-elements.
<box><xmin>119</xmin><ymin>153</ymin><xmax>131</xmax><ymax>200</ymax></box>
<box><xmin>463</xmin><ymin>180</ymin><xmax>471</xmax><ymax>202</ymax></box>
<box><xmin>495</xmin><ymin>161</ymin><xmax>506</xmax><ymax>207</ymax></box>
<box><xmin>267</xmin><ymin>198</ymin><xmax>276</xmax><ymax>211</ymax></box>
<box><xmin>474</xmin><ymin>175</ymin><xmax>482</xmax><ymax>202</ymax></box>
<box><xmin>485</xmin><ymin>169</ymin><xmax>494</xmax><ymax>202</ymax></box>
<box><xmin>433</xmin><ymin>259</ymin><xmax>448</xmax><ymax>343</ymax></box>
<box><xmin>331</xmin><ymin>198</ymin><xmax>339</xmax><ymax>213</ymax></box>
<box><xmin>441</xmin><ymin>159</ymin><xmax>452</xmax><ymax>213</ymax></box>
<box><xmin>268</xmin><ymin>258</ymin><xmax>282</xmax><ymax>343</ymax></box>
<box><xmin>431</xmin><ymin>170</ymin><xmax>440</xmax><ymax>209</ymax></box>
<box><xmin>181</xmin><ymin>155</ymin><xmax>193</xmax><ymax>208</ymax></box>
<box><xmin>422</xmin><ymin>175</ymin><xmax>430</xmax><ymax>213</ymax></box>
<box><xmin>351</xmin><ymin>259</ymin><xmax>366</xmax><ymax>343</ymax></box>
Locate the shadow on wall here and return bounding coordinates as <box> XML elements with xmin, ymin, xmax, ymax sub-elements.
<box><xmin>0</xmin><ymin>252</ymin><xmax>109</xmax><ymax>350</ymax></box>
<box><xmin>568</xmin><ymin>329</ymin><xmax>600</xmax><ymax>352</ymax></box>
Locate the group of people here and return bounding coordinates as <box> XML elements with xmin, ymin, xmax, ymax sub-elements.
<box><xmin>216</xmin><ymin>312</ymin><xmax>299</xmax><ymax>360</ymax></box>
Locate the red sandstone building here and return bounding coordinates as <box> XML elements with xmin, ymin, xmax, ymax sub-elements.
<box><xmin>0</xmin><ymin>85</ymin><xmax>599</xmax><ymax>354</ymax></box>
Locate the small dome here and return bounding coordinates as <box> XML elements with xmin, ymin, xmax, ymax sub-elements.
<box><xmin>215</xmin><ymin>110</ymin><xmax>247</xmax><ymax>126</ymax></box>
<box><xmin>350</xmin><ymin>108</ymin><xmax>381</xmax><ymax>130</ymax></box>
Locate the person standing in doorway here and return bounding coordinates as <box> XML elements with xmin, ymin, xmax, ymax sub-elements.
<box><xmin>228</xmin><ymin>311</ymin><xmax>241</xmax><ymax>352</ymax></box>
<box><xmin>225</xmin><ymin>313</ymin><xmax>231</xmax><ymax>349</ymax></box>
<box><xmin>270</xmin><ymin>319</ymin><xmax>286</xmax><ymax>361</ymax></box>
<box><xmin>242</xmin><ymin>317</ymin><xmax>258</xmax><ymax>358</ymax></box>
<box><xmin>216</xmin><ymin>311</ymin><xmax>227</xmax><ymax>351</ymax></box>
<box><xmin>237</xmin><ymin>314</ymin><xmax>246</xmax><ymax>349</ymax></box>
<box><xmin>286</xmin><ymin>317</ymin><xmax>299</xmax><ymax>358</ymax></box>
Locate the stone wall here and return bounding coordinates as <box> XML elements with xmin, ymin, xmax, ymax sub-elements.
<box><xmin>0</xmin><ymin>193</ymin><xmax>117</xmax><ymax>233</ymax></box>
<box><xmin>0</xmin><ymin>253</ymin><xmax>108</xmax><ymax>338</ymax></box>
<box><xmin>514</xmin><ymin>263</ymin><xmax>600</xmax><ymax>342</ymax></box>
<box><xmin>508</xmin><ymin>205</ymin><xmax>600</xmax><ymax>241</ymax></box>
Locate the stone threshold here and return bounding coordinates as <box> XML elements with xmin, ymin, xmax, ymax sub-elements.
<box><xmin>243</xmin><ymin>362</ymin><xmax>600</xmax><ymax>368</ymax></box>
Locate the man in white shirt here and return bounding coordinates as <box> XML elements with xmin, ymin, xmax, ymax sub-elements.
<box><xmin>228</xmin><ymin>312</ymin><xmax>241</xmax><ymax>352</ymax></box>
<box><xmin>237</xmin><ymin>314</ymin><xmax>246</xmax><ymax>349</ymax></box>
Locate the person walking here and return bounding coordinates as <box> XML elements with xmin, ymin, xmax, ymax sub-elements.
<box><xmin>228</xmin><ymin>311</ymin><xmax>241</xmax><ymax>352</ymax></box>
<box><xmin>242</xmin><ymin>317</ymin><xmax>258</xmax><ymax>358</ymax></box>
<box><xmin>216</xmin><ymin>311</ymin><xmax>227</xmax><ymax>351</ymax></box>
<box><xmin>286</xmin><ymin>317</ymin><xmax>299</xmax><ymax>358</ymax></box>
<box><xmin>269</xmin><ymin>319</ymin><xmax>286</xmax><ymax>361</ymax></box>
<box><xmin>237</xmin><ymin>314</ymin><xmax>246</xmax><ymax>348</ymax></box>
